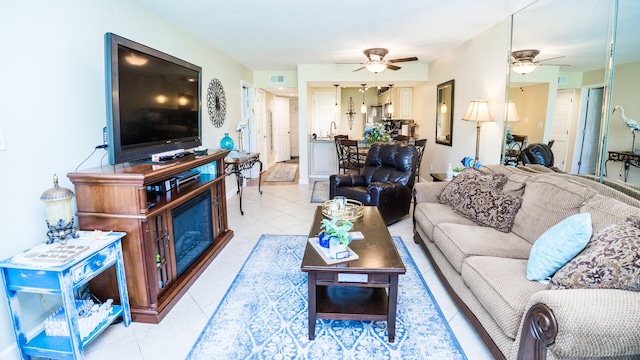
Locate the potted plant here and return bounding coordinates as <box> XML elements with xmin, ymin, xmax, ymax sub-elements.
<box><xmin>318</xmin><ymin>218</ymin><xmax>353</xmax><ymax>258</ymax></box>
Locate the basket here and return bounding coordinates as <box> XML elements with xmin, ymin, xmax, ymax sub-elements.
<box><xmin>322</xmin><ymin>199</ymin><xmax>364</xmax><ymax>221</ymax></box>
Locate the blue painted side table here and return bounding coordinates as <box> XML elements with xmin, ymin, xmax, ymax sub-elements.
<box><xmin>0</xmin><ymin>231</ymin><xmax>131</xmax><ymax>359</ymax></box>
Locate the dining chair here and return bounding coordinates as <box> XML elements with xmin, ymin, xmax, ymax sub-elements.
<box><xmin>504</xmin><ymin>134</ymin><xmax>528</xmax><ymax>165</ymax></box>
<box><xmin>413</xmin><ymin>138</ymin><xmax>427</xmax><ymax>181</ymax></box>
<box><xmin>333</xmin><ymin>135</ymin><xmax>349</xmax><ymax>173</ymax></box>
<box><xmin>336</xmin><ymin>139</ymin><xmax>364</xmax><ymax>174</ymax></box>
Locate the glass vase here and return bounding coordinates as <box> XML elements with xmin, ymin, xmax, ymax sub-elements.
<box><xmin>220</xmin><ymin>133</ymin><xmax>234</xmax><ymax>150</ymax></box>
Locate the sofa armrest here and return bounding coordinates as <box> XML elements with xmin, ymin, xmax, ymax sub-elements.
<box><xmin>413</xmin><ymin>181</ymin><xmax>447</xmax><ymax>204</ymax></box>
<box><xmin>519</xmin><ymin>289</ymin><xmax>640</xmax><ymax>359</ymax></box>
<box><xmin>329</xmin><ymin>174</ymin><xmax>366</xmax><ymax>198</ymax></box>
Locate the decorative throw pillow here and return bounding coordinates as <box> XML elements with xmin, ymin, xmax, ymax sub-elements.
<box><xmin>526</xmin><ymin>213</ymin><xmax>592</xmax><ymax>281</ymax></box>
<box><xmin>550</xmin><ymin>216</ymin><xmax>640</xmax><ymax>291</ymax></box>
<box><xmin>438</xmin><ymin>168</ymin><xmax>507</xmax><ymax>208</ymax></box>
<box><xmin>450</xmin><ymin>186</ymin><xmax>523</xmax><ymax>233</ymax></box>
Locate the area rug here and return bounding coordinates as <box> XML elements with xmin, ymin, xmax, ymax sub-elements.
<box><xmin>310</xmin><ymin>181</ymin><xmax>329</xmax><ymax>203</ymax></box>
<box><xmin>265</xmin><ymin>163</ymin><xmax>298</xmax><ymax>182</ymax></box>
<box><xmin>187</xmin><ymin>234</ymin><xmax>467</xmax><ymax>360</ymax></box>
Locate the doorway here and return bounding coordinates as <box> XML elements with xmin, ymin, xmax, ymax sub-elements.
<box><xmin>572</xmin><ymin>87</ymin><xmax>604</xmax><ymax>174</ymax></box>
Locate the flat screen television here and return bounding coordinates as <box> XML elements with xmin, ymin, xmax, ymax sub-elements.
<box><xmin>105</xmin><ymin>32</ymin><xmax>202</xmax><ymax>164</ymax></box>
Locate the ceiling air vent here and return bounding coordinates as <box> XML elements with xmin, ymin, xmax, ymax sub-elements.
<box><xmin>558</xmin><ymin>75</ymin><xmax>568</xmax><ymax>85</ymax></box>
<box><xmin>270</xmin><ymin>74</ymin><xmax>285</xmax><ymax>84</ymax></box>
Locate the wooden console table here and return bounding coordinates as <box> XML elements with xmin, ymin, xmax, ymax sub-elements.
<box><xmin>224</xmin><ymin>152</ymin><xmax>263</xmax><ymax>215</ymax></box>
<box><xmin>606</xmin><ymin>150</ymin><xmax>640</xmax><ymax>182</ymax></box>
<box><xmin>68</xmin><ymin>150</ymin><xmax>233</xmax><ymax>323</ymax></box>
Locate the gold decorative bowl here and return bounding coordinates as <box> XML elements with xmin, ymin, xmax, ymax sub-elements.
<box><xmin>322</xmin><ymin>199</ymin><xmax>364</xmax><ymax>221</ymax></box>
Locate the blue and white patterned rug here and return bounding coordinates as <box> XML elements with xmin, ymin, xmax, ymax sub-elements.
<box><xmin>187</xmin><ymin>234</ymin><xmax>467</xmax><ymax>360</ymax></box>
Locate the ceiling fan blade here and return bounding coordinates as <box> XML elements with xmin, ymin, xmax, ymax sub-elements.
<box><xmin>387</xmin><ymin>64</ymin><xmax>401</xmax><ymax>71</ymax></box>
<box><xmin>388</xmin><ymin>56</ymin><xmax>418</xmax><ymax>63</ymax></box>
<box><xmin>540</xmin><ymin>63</ymin><xmax>570</xmax><ymax>67</ymax></box>
<box><xmin>536</xmin><ymin>56</ymin><xmax>564</xmax><ymax>63</ymax></box>
<box><xmin>352</xmin><ymin>66</ymin><xmax>365</xmax><ymax>72</ymax></box>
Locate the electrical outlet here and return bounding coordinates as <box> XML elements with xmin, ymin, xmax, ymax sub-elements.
<box><xmin>430</xmin><ymin>163</ymin><xmax>433</xmax><ymax>171</ymax></box>
<box><xmin>0</xmin><ymin>128</ymin><xmax>6</xmax><ymax>151</ymax></box>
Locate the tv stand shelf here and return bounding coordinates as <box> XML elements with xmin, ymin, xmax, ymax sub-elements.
<box><xmin>68</xmin><ymin>150</ymin><xmax>233</xmax><ymax>323</ymax></box>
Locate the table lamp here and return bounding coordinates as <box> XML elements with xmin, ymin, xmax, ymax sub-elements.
<box><xmin>41</xmin><ymin>174</ymin><xmax>78</xmax><ymax>244</ymax></box>
<box><xmin>462</xmin><ymin>98</ymin><xmax>494</xmax><ymax>161</ymax></box>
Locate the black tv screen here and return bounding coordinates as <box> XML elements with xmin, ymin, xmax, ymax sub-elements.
<box><xmin>105</xmin><ymin>33</ymin><xmax>202</xmax><ymax>164</ymax></box>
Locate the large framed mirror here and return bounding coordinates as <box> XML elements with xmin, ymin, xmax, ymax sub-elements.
<box><xmin>504</xmin><ymin>0</ymin><xmax>640</xmax><ymax>185</ymax></box>
<box><xmin>436</xmin><ymin>79</ymin><xmax>454</xmax><ymax>146</ymax></box>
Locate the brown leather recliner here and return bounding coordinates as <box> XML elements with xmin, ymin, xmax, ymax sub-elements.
<box><xmin>520</xmin><ymin>143</ymin><xmax>554</xmax><ymax>167</ymax></box>
<box><xmin>329</xmin><ymin>142</ymin><xmax>418</xmax><ymax>225</ymax></box>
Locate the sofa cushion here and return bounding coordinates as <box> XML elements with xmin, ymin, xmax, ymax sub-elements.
<box><xmin>450</xmin><ymin>186</ymin><xmax>523</xmax><ymax>233</ymax></box>
<box><xmin>550</xmin><ymin>216</ymin><xmax>640</xmax><ymax>291</ymax></box>
<box><xmin>438</xmin><ymin>168</ymin><xmax>507</xmax><ymax>207</ymax></box>
<box><xmin>433</xmin><ymin>223</ymin><xmax>532</xmax><ymax>273</ymax></box>
<box><xmin>511</xmin><ymin>174</ymin><xmax>597</xmax><ymax>244</ymax></box>
<box><xmin>462</xmin><ymin>256</ymin><xmax>548</xmax><ymax>339</ymax></box>
<box><xmin>480</xmin><ymin>164</ymin><xmax>535</xmax><ymax>197</ymax></box>
<box><xmin>580</xmin><ymin>194</ymin><xmax>640</xmax><ymax>234</ymax></box>
<box><xmin>414</xmin><ymin>202</ymin><xmax>476</xmax><ymax>241</ymax></box>
<box><xmin>526</xmin><ymin>213</ymin><xmax>593</xmax><ymax>281</ymax></box>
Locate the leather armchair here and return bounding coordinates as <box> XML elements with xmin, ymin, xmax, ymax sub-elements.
<box><xmin>329</xmin><ymin>142</ymin><xmax>418</xmax><ymax>225</ymax></box>
<box><xmin>520</xmin><ymin>143</ymin><xmax>554</xmax><ymax>167</ymax></box>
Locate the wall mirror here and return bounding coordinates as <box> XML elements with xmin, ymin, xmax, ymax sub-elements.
<box><xmin>505</xmin><ymin>0</ymin><xmax>640</xmax><ymax>184</ymax></box>
<box><xmin>436</xmin><ymin>79</ymin><xmax>454</xmax><ymax>146</ymax></box>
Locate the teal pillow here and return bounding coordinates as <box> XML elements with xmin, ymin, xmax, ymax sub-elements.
<box><xmin>526</xmin><ymin>213</ymin><xmax>592</xmax><ymax>281</ymax></box>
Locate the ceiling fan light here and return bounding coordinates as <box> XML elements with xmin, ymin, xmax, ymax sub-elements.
<box><xmin>512</xmin><ymin>61</ymin><xmax>538</xmax><ymax>75</ymax></box>
<box><xmin>365</xmin><ymin>61</ymin><xmax>387</xmax><ymax>73</ymax></box>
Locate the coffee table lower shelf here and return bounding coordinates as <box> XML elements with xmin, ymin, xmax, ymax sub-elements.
<box><xmin>316</xmin><ymin>286</ymin><xmax>389</xmax><ymax>321</ymax></box>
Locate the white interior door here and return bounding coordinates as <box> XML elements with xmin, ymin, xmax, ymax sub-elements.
<box><xmin>575</xmin><ymin>87</ymin><xmax>604</xmax><ymax>174</ymax></box>
<box><xmin>274</xmin><ymin>96</ymin><xmax>290</xmax><ymax>162</ymax></box>
<box><xmin>289</xmin><ymin>98</ymin><xmax>299</xmax><ymax>157</ymax></box>
<box><xmin>311</xmin><ymin>93</ymin><xmax>336</xmax><ymax>137</ymax></box>
<box><xmin>255</xmin><ymin>90</ymin><xmax>267</xmax><ymax>169</ymax></box>
<box><xmin>551</xmin><ymin>90</ymin><xmax>574</xmax><ymax>170</ymax></box>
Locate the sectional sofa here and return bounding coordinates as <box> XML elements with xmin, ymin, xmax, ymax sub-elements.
<box><xmin>413</xmin><ymin>165</ymin><xmax>640</xmax><ymax>360</ymax></box>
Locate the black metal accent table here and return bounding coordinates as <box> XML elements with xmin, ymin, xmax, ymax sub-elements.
<box><xmin>224</xmin><ymin>152</ymin><xmax>263</xmax><ymax>215</ymax></box>
<box><xmin>606</xmin><ymin>150</ymin><xmax>640</xmax><ymax>182</ymax></box>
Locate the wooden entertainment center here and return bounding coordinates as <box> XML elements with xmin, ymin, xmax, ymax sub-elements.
<box><xmin>68</xmin><ymin>150</ymin><xmax>233</xmax><ymax>323</ymax></box>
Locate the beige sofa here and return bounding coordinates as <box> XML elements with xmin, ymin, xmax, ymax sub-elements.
<box><xmin>412</xmin><ymin>165</ymin><xmax>640</xmax><ymax>360</ymax></box>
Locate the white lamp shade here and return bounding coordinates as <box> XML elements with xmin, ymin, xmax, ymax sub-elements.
<box><xmin>365</xmin><ymin>61</ymin><xmax>387</xmax><ymax>73</ymax></box>
<box><xmin>462</xmin><ymin>99</ymin><xmax>493</xmax><ymax>122</ymax></box>
<box><xmin>387</xmin><ymin>103</ymin><xmax>394</xmax><ymax>115</ymax></box>
<box><xmin>506</xmin><ymin>102</ymin><xmax>520</xmax><ymax>122</ymax></box>
<box><xmin>512</xmin><ymin>61</ymin><xmax>538</xmax><ymax>75</ymax></box>
<box><xmin>361</xmin><ymin>103</ymin><xmax>367</xmax><ymax>113</ymax></box>
<box><xmin>43</xmin><ymin>197</ymin><xmax>74</xmax><ymax>224</ymax></box>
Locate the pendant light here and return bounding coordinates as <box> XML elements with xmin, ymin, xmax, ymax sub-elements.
<box><xmin>333</xmin><ymin>84</ymin><xmax>339</xmax><ymax>113</ymax></box>
<box><xmin>387</xmin><ymin>84</ymin><xmax>394</xmax><ymax>116</ymax></box>
<box><xmin>360</xmin><ymin>84</ymin><xmax>367</xmax><ymax>113</ymax></box>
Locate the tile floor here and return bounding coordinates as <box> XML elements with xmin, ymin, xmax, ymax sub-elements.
<box><xmin>83</xmin><ymin>180</ymin><xmax>494</xmax><ymax>360</ymax></box>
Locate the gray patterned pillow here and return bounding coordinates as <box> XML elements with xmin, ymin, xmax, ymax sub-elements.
<box><xmin>550</xmin><ymin>216</ymin><xmax>640</xmax><ymax>291</ymax></box>
<box><xmin>438</xmin><ymin>168</ymin><xmax>507</xmax><ymax>208</ymax></box>
<box><xmin>451</xmin><ymin>185</ymin><xmax>523</xmax><ymax>233</ymax></box>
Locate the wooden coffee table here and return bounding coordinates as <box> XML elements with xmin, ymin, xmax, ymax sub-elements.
<box><xmin>300</xmin><ymin>206</ymin><xmax>406</xmax><ymax>342</ymax></box>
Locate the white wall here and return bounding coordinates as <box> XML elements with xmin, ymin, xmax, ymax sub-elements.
<box><xmin>0</xmin><ymin>1</ymin><xmax>252</xmax><ymax>357</ymax></box>
<box><xmin>424</xmin><ymin>17</ymin><xmax>512</xmax><ymax>174</ymax></box>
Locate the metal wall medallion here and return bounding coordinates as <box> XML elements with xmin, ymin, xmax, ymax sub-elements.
<box><xmin>207</xmin><ymin>78</ymin><xmax>226</xmax><ymax>128</ymax></box>
<box><xmin>346</xmin><ymin>97</ymin><xmax>356</xmax><ymax>130</ymax></box>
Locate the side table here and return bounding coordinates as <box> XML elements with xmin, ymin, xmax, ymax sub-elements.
<box><xmin>430</xmin><ymin>172</ymin><xmax>449</xmax><ymax>182</ymax></box>
<box><xmin>224</xmin><ymin>152</ymin><xmax>263</xmax><ymax>215</ymax></box>
<box><xmin>0</xmin><ymin>231</ymin><xmax>131</xmax><ymax>360</ymax></box>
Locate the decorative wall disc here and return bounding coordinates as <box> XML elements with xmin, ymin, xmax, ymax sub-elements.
<box><xmin>207</xmin><ymin>78</ymin><xmax>226</xmax><ymax>128</ymax></box>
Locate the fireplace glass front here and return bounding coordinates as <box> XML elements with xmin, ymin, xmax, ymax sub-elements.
<box><xmin>171</xmin><ymin>190</ymin><xmax>214</xmax><ymax>277</ymax></box>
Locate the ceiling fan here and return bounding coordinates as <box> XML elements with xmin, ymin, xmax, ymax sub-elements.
<box><xmin>351</xmin><ymin>48</ymin><xmax>418</xmax><ymax>73</ymax></box>
<box><xmin>511</xmin><ymin>49</ymin><xmax>567</xmax><ymax>75</ymax></box>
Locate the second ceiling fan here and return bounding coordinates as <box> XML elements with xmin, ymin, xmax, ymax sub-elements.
<box><xmin>352</xmin><ymin>48</ymin><xmax>418</xmax><ymax>73</ymax></box>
